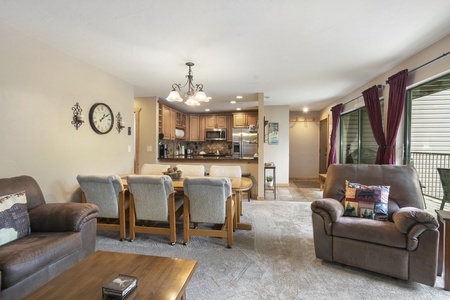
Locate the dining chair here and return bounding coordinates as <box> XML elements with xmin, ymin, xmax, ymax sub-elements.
<box><xmin>176</xmin><ymin>164</ymin><xmax>205</xmax><ymax>177</ymax></box>
<box><xmin>183</xmin><ymin>177</ymin><xmax>236</xmax><ymax>248</ymax></box>
<box><xmin>209</xmin><ymin>165</ymin><xmax>246</xmax><ymax>213</ymax></box>
<box><xmin>437</xmin><ymin>168</ymin><xmax>450</xmax><ymax>210</ymax></box>
<box><xmin>209</xmin><ymin>165</ymin><xmax>242</xmax><ymax>178</ymax></box>
<box><xmin>77</xmin><ymin>174</ymin><xmax>127</xmax><ymax>241</ymax></box>
<box><xmin>140</xmin><ymin>163</ymin><xmax>170</xmax><ymax>175</ymax></box>
<box><xmin>126</xmin><ymin>175</ymin><xmax>183</xmax><ymax>245</ymax></box>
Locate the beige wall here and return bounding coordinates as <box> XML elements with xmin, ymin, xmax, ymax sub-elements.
<box><xmin>0</xmin><ymin>24</ymin><xmax>135</xmax><ymax>203</ymax></box>
<box><xmin>289</xmin><ymin>112</ymin><xmax>320</xmax><ymax>179</ymax></box>
<box><xmin>134</xmin><ymin>97</ymin><xmax>159</xmax><ymax>172</ymax></box>
<box><xmin>320</xmin><ymin>34</ymin><xmax>450</xmax><ymax>164</ymax></box>
<box><xmin>263</xmin><ymin>105</ymin><xmax>290</xmax><ymax>186</ymax></box>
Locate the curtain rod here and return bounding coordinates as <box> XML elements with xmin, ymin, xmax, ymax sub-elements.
<box><xmin>343</xmin><ymin>51</ymin><xmax>449</xmax><ymax>106</ymax></box>
<box><xmin>384</xmin><ymin>51</ymin><xmax>450</xmax><ymax>83</ymax></box>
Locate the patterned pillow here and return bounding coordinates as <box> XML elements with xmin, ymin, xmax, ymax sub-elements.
<box><xmin>344</xmin><ymin>181</ymin><xmax>390</xmax><ymax>221</ymax></box>
<box><xmin>0</xmin><ymin>191</ymin><xmax>30</xmax><ymax>246</ymax></box>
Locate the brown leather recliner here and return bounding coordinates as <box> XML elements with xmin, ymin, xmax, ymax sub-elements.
<box><xmin>0</xmin><ymin>175</ymin><xmax>99</xmax><ymax>299</ymax></box>
<box><xmin>311</xmin><ymin>164</ymin><xmax>439</xmax><ymax>286</ymax></box>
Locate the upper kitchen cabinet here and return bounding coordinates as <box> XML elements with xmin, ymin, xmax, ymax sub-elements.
<box><xmin>233</xmin><ymin>112</ymin><xmax>258</xmax><ymax>128</ymax></box>
<box><xmin>189</xmin><ymin>115</ymin><xmax>200</xmax><ymax>141</ymax></box>
<box><xmin>176</xmin><ymin>111</ymin><xmax>187</xmax><ymax>129</ymax></box>
<box><xmin>160</xmin><ymin>104</ymin><xmax>175</xmax><ymax>140</ymax></box>
<box><xmin>205</xmin><ymin>115</ymin><xmax>228</xmax><ymax>129</ymax></box>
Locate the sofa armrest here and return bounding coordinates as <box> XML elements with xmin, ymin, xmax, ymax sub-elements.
<box><xmin>311</xmin><ymin>198</ymin><xmax>344</xmax><ymax>222</ymax></box>
<box><xmin>29</xmin><ymin>203</ymin><xmax>99</xmax><ymax>232</ymax></box>
<box><xmin>393</xmin><ymin>207</ymin><xmax>439</xmax><ymax>250</ymax></box>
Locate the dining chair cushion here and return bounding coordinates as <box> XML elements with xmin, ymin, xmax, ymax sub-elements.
<box><xmin>76</xmin><ymin>175</ymin><xmax>124</xmax><ymax>218</ymax></box>
<box><xmin>183</xmin><ymin>177</ymin><xmax>232</xmax><ymax>224</ymax></box>
<box><xmin>176</xmin><ymin>164</ymin><xmax>205</xmax><ymax>177</ymax></box>
<box><xmin>209</xmin><ymin>165</ymin><xmax>242</xmax><ymax>178</ymax></box>
<box><xmin>126</xmin><ymin>175</ymin><xmax>178</xmax><ymax>221</ymax></box>
<box><xmin>140</xmin><ymin>164</ymin><xmax>170</xmax><ymax>175</ymax></box>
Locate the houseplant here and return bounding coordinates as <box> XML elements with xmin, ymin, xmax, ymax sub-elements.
<box><xmin>266</xmin><ymin>175</ymin><xmax>273</xmax><ymax>187</ymax></box>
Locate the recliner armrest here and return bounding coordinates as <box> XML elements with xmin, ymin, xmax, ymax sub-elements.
<box><xmin>393</xmin><ymin>207</ymin><xmax>439</xmax><ymax>250</ymax></box>
<box><xmin>311</xmin><ymin>198</ymin><xmax>344</xmax><ymax>222</ymax></box>
<box><xmin>29</xmin><ymin>203</ymin><xmax>99</xmax><ymax>232</ymax></box>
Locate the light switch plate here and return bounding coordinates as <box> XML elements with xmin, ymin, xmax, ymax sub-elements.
<box><xmin>147</xmin><ymin>146</ymin><xmax>152</xmax><ymax>152</ymax></box>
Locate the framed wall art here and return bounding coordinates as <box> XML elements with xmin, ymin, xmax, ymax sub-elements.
<box><xmin>268</xmin><ymin>122</ymin><xmax>279</xmax><ymax>145</ymax></box>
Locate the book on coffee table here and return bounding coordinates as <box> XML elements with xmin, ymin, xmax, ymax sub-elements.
<box><xmin>102</xmin><ymin>274</ymin><xmax>137</xmax><ymax>299</ymax></box>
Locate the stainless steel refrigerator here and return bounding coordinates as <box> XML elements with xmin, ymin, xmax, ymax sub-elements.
<box><xmin>232</xmin><ymin>128</ymin><xmax>258</xmax><ymax>159</ymax></box>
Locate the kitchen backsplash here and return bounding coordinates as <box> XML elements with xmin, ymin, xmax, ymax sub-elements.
<box><xmin>161</xmin><ymin>140</ymin><xmax>232</xmax><ymax>156</ymax></box>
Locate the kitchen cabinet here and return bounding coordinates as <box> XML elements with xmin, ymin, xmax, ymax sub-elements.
<box><xmin>227</xmin><ymin>116</ymin><xmax>233</xmax><ymax>142</ymax></box>
<box><xmin>199</xmin><ymin>115</ymin><xmax>206</xmax><ymax>141</ymax></box>
<box><xmin>160</xmin><ymin>104</ymin><xmax>176</xmax><ymax>140</ymax></box>
<box><xmin>233</xmin><ymin>112</ymin><xmax>258</xmax><ymax>128</ymax></box>
<box><xmin>189</xmin><ymin>115</ymin><xmax>200</xmax><ymax>141</ymax></box>
<box><xmin>176</xmin><ymin>111</ymin><xmax>187</xmax><ymax>129</ymax></box>
<box><xmin>205</xmin><ymin>115</ymin><xmax>227</xmax><ymax>129</ymax></box>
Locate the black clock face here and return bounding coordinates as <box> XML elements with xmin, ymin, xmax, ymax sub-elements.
<box><xmin>89</xmin><ymin>103</ymin><xmax>114</xmax><ymax>134</ymax></box>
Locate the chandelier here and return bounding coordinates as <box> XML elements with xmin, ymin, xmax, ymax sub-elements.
<box><xmin>166</xmin><ymin>62</ymin><xmax>211</xmax><ymax>106</ymax></box>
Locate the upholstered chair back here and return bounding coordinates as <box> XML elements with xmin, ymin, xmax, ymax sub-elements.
<box><xmin>140</xmin><ymin>164</ymin><xmax>170</xmax><ymax>175</ymax></box>
<box><xmin>77</xmin><ymin>174</ymin><xmax>124</xmax><ymax>218</ymax></box>
<box><xmin>209</xmin><ymin>165</ymin><xmax>242</xmax><ymax>178</ymax></box>
<box><xmin>176</xmin><ymin>164</ymin><xmax>205</xmax><ymax>177</ymax></box>
<box><xmin>323</xmin><ymin>164</ymin><xmax>424</xmax><ymax>220</ymax></box>
<box><xmin>183</xmin><ymin>177</ymin><xmax>232</xmax><ymax>224</ymax></box>
<box><xmin>126</xmin><ymin>175</ymin><xmax>175</xmax><ymax>221</ymax></box>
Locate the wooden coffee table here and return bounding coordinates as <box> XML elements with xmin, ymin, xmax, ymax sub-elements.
<box><xmin>23</xmin><ymin>251</ymin><xmax>197</xmax><ymax>299</ymax></box>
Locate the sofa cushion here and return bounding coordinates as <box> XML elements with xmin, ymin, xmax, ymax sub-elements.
<box><xmin>344</xmin><ymin>181</ymin><xmax>389</xmax><ymax>220</ymax></box>
<box><xmin>0</xmin><ymin>231</ymin><xmax>82</xmax><ymax>289</ymax></box>
<box><xmin>333</xmin><ymin>216</ymin><xmax>407</xmax><ymax>249</ymax></box>
<box><xmin>0</xmin><ymin>191</ymin><xmax>30</xmax><ymax>246</ymax></box>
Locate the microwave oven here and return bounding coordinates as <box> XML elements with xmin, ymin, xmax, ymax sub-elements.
<box><xmin>205</xmin><ymin>128</ymin><xmax>227</xmax><ymax>141</ymax></box>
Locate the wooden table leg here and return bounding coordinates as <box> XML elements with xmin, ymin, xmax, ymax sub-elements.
<box><xmin>445</xmin><ymin>218</ymin><xmax>450</xmax><ymax>290</ymax></box>
<box><xmin>436</xmin><ymin>210</ymin><xmax>450</xmax><ymax>291</ymax></box>
<box><xmin>438</xmin><ymin>216</ymin><xmax>444</xmax><ymax>276</ymax></box>
<box><xmin>235</xmin><ymin>191</ymin><xmax>252</xmax><ymax>231</ymax></box>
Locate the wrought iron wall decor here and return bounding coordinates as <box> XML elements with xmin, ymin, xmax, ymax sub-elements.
<box><xmin>116</xmin><ymin>112</ymin><xmax>125</xmax><ymax>133</ymax></box>
<box><xmin>71</xmin><ymin>102</ymin><xmax>84</xmax><ymax>130</ymax></box>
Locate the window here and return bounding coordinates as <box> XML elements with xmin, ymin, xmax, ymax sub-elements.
<box><xmin>404</xmin><ymin>72</ymin><xmax>450</xmax><ymax>199</ymax></box>
<box><xmin>340</xmin><ymin>102</ymin><xmax>384</xmax><ymax>164</ymax></box>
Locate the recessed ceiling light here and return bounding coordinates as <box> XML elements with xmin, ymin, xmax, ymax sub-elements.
<box><xmin>236</xmin><ymin>96</ymin><xmax>243</xmax><ymax>99</ymax></box>
<box><xmin>236</xmin><ymin>108</ymin><xmax>241</xmax><ymax>111</ymax></box>
<box><xmin>303</xmin><ymin>107</ymin><xmax>309</xmax><ymax>113</ymax></box>
<box><xmin>230</xmin><ymin>100</ymin><xmax>236</xmax><ymax>104</ymax></box>
<box><xmin>205</xmin><ymin>108</ymin><xmax>210</xmax><ymax>112</ymax></box>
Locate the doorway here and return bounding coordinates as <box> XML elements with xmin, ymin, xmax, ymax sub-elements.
<box><xmin>319</xmin><ymin>118</ymin><xmax>328</xmax><ymax>174</ymax></box>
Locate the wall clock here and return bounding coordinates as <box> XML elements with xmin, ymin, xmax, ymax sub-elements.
<box><xmin>89</xmin><ymin>103</ymin><xmax>114</xmax><ymax>134</ymax></box>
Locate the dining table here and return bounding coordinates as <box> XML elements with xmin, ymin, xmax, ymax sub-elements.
<box><xmin>122</xmin><ymin>176</ymin><xmax>253</xmax><ymax>230</ymax></box>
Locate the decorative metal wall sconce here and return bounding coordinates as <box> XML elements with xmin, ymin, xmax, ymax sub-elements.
<box><xmin>116</xmin><ymin>112</ymin><xmax>125</xmax><ymax>133</ymax></box>
<box><xmin>71</xmin><ymin>102</ymin><xmax>84</xmax><ymax>130</ymax></box>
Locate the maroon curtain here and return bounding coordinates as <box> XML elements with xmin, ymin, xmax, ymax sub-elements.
<box><xmin>384</xmin><ymin>69</ymin><xmax>408</xmax><ymax>164</ymax></box>
<box><xmin>327</xmin><ymin>103</ymin><xmax>343</xmax><ymax>168</ymax></box>
<box><xmin>362</xmin><ymin>85</ymin><xmax>386</xmax><ymax>164</ymax></box>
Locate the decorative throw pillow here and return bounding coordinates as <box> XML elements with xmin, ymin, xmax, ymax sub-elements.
<box><xmin>0</xmin><ymin>191</ymin><xmax>30</xmax><ymax>246</ymax></box>
<box><xmin>344</xmin><ymin>181</ymin><xmax>390</xmax><ymax>221</ymax></box>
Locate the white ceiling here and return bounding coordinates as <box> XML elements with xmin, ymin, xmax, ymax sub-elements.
<box><xmin>1</xmin><ymin>0</ymin><xmax>450</xmax><ymax>113</ymax></box>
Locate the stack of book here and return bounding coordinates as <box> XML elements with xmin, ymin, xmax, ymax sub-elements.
<box><xmin>102</xmin><ymin>274</ymin><xmax>138</xmax><ymax>299</ymax></box>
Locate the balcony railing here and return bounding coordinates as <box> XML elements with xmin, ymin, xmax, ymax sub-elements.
<box><xmin>411</xmin><ymin>152</ymin><xmax>450</xmax><ymax>199</ymax></box>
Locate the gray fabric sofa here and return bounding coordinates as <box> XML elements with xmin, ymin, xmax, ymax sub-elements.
<box><xmin>0</xmin><ymin>175</ymin><xmax>99</xmax><ymax>299</ymax></box>
<box><xmin>311</xmin><ymin>164</ymin><xmax>439</xmax><ymax>286</ymax></box>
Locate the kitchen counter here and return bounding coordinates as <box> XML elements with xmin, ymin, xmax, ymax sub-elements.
<box><xmin>159</xmin><ymin>155</ymin><xmax>258</xmax><ymax>163</ymax></box>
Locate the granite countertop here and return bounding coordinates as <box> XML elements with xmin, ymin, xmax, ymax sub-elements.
<box><xmin>160</xmin><ymin>155</ymin><xmax>257</xmax><ymax>161</ymax></box>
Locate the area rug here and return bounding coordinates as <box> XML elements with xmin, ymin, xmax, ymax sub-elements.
<box><xmin>294</xmin><ymin>180</ymin><xmax>320</xmax><ymax>188</ymax></box>
<box><xmin>96</xmin><ymin>201</ymin><xmax>446</xmax><ymax>300</ymax></box>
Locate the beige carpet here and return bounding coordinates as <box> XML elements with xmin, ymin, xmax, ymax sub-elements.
<box><xmin>96</xmin><ymin>201</ymin><xmax>447</xmax><ymax>299</ymax></box>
